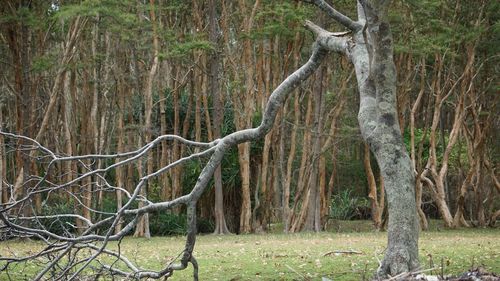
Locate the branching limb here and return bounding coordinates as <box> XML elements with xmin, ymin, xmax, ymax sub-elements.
<box><xmin>304</xmin><ymin>0</ymin><xmax>363</xmax><ymax>32</ymax></box>
<box><xmin>0</xmin><ymin>38</ymin><xmax>328</xmax><ymax>280</ymax></box>
<box><xmin>304</xmin><ymin>20</ymin><xmax>350</xmax><ymax>53</ymax></box>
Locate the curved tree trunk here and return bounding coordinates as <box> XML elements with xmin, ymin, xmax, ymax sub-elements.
<box><xmin>305</xmin><ymin>0</ymin><xmax>420</xmax><ymax>275</ymax></box>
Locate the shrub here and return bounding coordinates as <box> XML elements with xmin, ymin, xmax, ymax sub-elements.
<box><xmin>329</xmin><ymin>189</ymin><xmax>370</xmax><ymax>220</ymax></box>
<box><xmin>38</xmin><ymin>199</ymin><xmax>75</xmax><ymax>236</ymax></box>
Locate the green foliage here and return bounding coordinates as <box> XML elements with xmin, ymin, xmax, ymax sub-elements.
<box><xmin>391</xmin><ymin>0</ymin><xmax>491</xmax><ymax>56</ymax></box>
<box><xmin>149</xmin><ymin>212</ymin><xmax>187</xmax><ymax>236</ymax></box>
<box><xmin>38</xmin><ymin>199</ymin><xmax>75</xmax><ymax>236</ymax></box>
<box><xmin>0</xmin><ymin>5</ymin><xmax>45</xmax><ymax>28</ymax></box>
<box><xmin>334</xmin><ymin>133</ymin><xmax>367</xmax><ymax>197</ymax></box>
<box><xmin>162</xmin><ymin>38</ymin><xmax>214</xmax><ymax>59</ymax></box>
<box><xmin>329</xmin><ymin>190</ymin><xmax>370</xmax><ymax>221</ymax></box>
<box><xmin>103</xmin><ymin>197</ymin><xmax>215</xmax><ymax>235</ymax></box>
<box><xmin>31</xmin><ymin>54</ymin><xmax>57</xmax><ymax>73</ymax></box>
<box><xmin>149</xmin><ymin>211</ymin><xmax>214</xmax><ymax>235</ymax></box>
<box><xmin>403</xmin><ymin>127</ymin><xmax>468</xmax><ymax>170</ymax></box>
<box><xmin>403</xmin><ymin>127</ymin><xmax>430</xmax><ymax>162</ymax></box>
<box><xmin>250</xmin><ymin>1</ymin><xmax>313</xmax><ymax>39</ymax></box>
<box><xmin>36</xmin><ymin>196</ymin><xmax>213</xmax><ymax>237</ymax></box>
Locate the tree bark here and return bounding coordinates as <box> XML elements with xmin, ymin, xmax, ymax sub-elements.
<box><xmin>305</xmin><ymin>0</ymin><xmax>420</xmax><ymax>274</ymax></box>
<box><xmin>304</xmin><ymin>63</ymin><xmax>326</xmax><ymax>232</ymax></box>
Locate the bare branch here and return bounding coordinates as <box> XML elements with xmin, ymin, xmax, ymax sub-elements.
<box><xmin>0</xmin><ymin>40</ymin><xmax>328</xmax><ymax>280</ymax></box>
<box><xmin>304</xmin><ymin>20</ymin><xmax>350</xmax><ymax>53</ymax></box>
<box><xmin>305</xmin><ymin>0</ymin><xmax>362</xmax><ymax>32</ymax></box>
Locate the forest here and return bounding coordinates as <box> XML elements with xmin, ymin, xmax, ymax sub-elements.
<box><xmin>0</xmin><ymin>0</ymin><xmax>498</xmax><ymax>280</ymax></box>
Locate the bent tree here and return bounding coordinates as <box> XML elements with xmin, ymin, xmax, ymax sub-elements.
<box><xmin>0</xmin><ymin>0</ymin><xmax>418</xmax><ymax>279</ymax></box>
<box><xmin>304</xmin><ymin>0</ymin><xmax>419</xmax><ymax>275</ymax></box>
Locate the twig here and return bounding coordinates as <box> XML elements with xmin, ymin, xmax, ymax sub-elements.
<box><xmin>386</xmin><ymin>267</ymin><xmax>438</xmax><ymax>281</ymax></box>
<box><xmin>285</xmin><ymin>264</ymin><xmax>306</xmax><ymax>280</ymax></box>
<box><xmin>323</xmin><ymin>250</ymin><xmax>363</xmax><ymax>256</ymax></box>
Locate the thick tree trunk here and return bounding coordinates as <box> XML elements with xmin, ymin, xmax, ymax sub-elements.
<box><xmin>361</xmin><ymin>3</ymin><xmax>419</xmax><ymax>273</ymax></box>
<box><xmin>306</xmin><ymin>0</ymin><xmax>420</xmax><ymax>274</ymax></box>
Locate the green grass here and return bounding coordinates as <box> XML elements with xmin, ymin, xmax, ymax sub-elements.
<box><xmin>1</xmin><ymin>221</ymin><xmax>499</xmax><ymax>280</ymax></box>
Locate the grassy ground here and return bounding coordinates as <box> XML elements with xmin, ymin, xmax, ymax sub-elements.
<box><xmin>1</xmin><ymin>220</ymin><xmax>499</xmax><ymax>280</ymax></box>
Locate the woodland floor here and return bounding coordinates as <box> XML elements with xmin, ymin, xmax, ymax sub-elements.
<box><xmin>0</xmin><ymin>220</ymin><xmax>498</xmax><ymax>280</ymax></box>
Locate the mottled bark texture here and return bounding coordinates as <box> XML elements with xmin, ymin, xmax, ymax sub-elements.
<box><xmin>306</xmin><ymin>0</ymin><xmax>419</xmax><ymax>276</ymax></box>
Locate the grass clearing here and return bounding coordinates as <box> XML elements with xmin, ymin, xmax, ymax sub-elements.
<box><xmin>0</xmin><ymin>221</ymin><xmax>498</xmax><ymax>280</ymax></box>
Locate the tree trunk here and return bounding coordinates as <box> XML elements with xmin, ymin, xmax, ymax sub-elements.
<box><xmin>114</xmin><ymin>75</ymin><xmax>127</xmax><ymax>233</ymax></box>
<box><xmin>289</xmin><ymin>95</ymin><xmax>313</xmax><ymax>232</ymax></box>
<box><xmin>209</xmin><ymin>0</ymin><xmax>230</xmax><ymax>235</ymax></box>
<box><xmin>283</xmin><ymin>92</ymin><xmax>299</xmax><ymax>232</ymax></box>
<box><xmin>359</xmin><ymin>5</ymin><xmax>419</xmax><ymax>271</ymax></box>
<box><xmin>410</xmin><ymin>58</ymin><xmax>429</xmax><ymax>230</ymax></box>
<box><xmin>233</xmin><ymin>0</ymin><xmax>261</xmax><ymax>234</ymax></box>
<box><xmin>134</xmin><ymin>0</ymin><xmax>159</xmax><ymax>238</ymax></box>
<box><xmin>304</xmin><ymin>63</ymin><xmax>326</xmax><ymax>232</ymax></box>
<box><xmin>238</xmin><ymin>143</ymin><xmax>252</xmax><ymax>233</ymax></box>
<box><xmin>364</xmin><ymin>142</ymin><xmax>384</xmax><ymax>230</ymax></box>
<box><xmin>160</xmin><ymin>61</ymin><xmax>172</xmax><ymax>201</ymax></box>
<box><xmin>306</xmin><ymin>0</ymin><xmax>420</xmax><ymax>274</ymax></box>
<box><xmin>0</xmin><ymin>104</ymin><xmax>5</xmax><ymax>204</ymax></box>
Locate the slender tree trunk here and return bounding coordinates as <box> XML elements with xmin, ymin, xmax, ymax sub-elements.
<box><xmin>283</xmin><ymin>92</ymin><xmax>299</xmax><ymax>232</ymax></box>
<box><xmin>304</xmin><ymin>63</ymin><xmax>326</xmax><ymax>232</ymax></box>
<box><xmin>209</xmin><ymin>0</ymin><xmax>230</xmax><ymax>235</ymax></box>
<box><xmin>114</xmin><ymin>75</ymin><xmax>127</xmax><ymax>233</ymax></box>
<box><xmin>0</xmin><ymin>104</ymin><xmax>5</xmax><ymax>204</ymax></box>
<box><xmin>238</xmin><ymin>143</ymin><xmax>252</xmax><ymax>233</ymax></box>
<box><xmin>290</xmin><ymin>95</ymin><xmax>313</xmax><ymax>232</ymax></box>
<box><xmin>364</xmin><ymin>143</ymin><xmax>383</xmax><ymax>230</ymax></box>
<box><xmin>159</xmin><ymin>61</ymin><xmax>172</xmax><ymax>201</ymax></box>
<box><xmin>134</xmin><ymin>0</ymin><xmax>159</xmax><ymax>238</ymax></box>
<box><xmin>62</xmin><ymin>70</ymin><xmax>79</xmax><ymax>228</ymax></box>
<box><xmin>283</xmin><ymin>31</ymin><xmax>303</xmax><ymax>233</ymax></box>
<box><xmin>410</xmin><ymin>58</ymin><xmax>429</xmax><ymax>230</ymax></box>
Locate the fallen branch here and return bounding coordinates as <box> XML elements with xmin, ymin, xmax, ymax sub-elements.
<box><xmin>323</xmin><ymin>250</ymin><xmax>363</xmax><ymax>256</ymax></box>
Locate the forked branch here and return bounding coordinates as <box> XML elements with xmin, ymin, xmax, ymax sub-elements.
<box><xmin>304</xmin><ymin>0</ymin><xmax>363</xmax><ymax>32</ymax></box>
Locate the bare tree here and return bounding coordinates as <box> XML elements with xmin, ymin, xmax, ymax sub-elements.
<box><xmin>0</xmin><ymin>0</ymin><xmax>420</xmax><ymax>279</ymax></box>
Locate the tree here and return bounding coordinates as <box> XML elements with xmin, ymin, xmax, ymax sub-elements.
<box><xmin>303</xmin><ymin>0</ymin><xmax>419</xmax><ymax>275</ymax></box>
<box><xmin>208</xmin><ymin>0</ymin><xmax>231</xmax><ymax>235</ymax></box>
<box><xmin>0</xmin><ymin>0</ymin><xmax>421</xmax><ymax>279</ymax></box>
